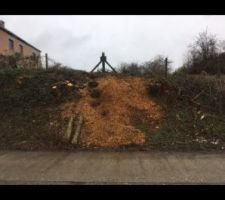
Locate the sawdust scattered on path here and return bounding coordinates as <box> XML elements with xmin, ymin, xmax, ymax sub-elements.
<box><xmin>61</xmin><ymin>75</ymin><xmax>164</xmax><ymax>148</ymax></box>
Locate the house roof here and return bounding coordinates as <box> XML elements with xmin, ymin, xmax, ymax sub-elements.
<box><xmin>0</xmin><ymin>26</ymin><xmax>41</xmax><ymax>52</ymax></box>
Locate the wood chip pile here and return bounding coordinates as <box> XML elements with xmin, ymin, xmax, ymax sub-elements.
<box><xmin>62</xmin><ymin>75</ymin><xmax>163</xmax><ymax>148</ymax></box>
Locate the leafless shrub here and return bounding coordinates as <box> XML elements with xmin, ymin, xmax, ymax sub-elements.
<box><xmin>0</xmin><ymin>53</ymin><xmax>41</xmax><ymax>70</ymax></box>
<box><xmin>118</xmin><ymin>55</ymin><xmax>172</xmax><ymax>77</ymax></box>
<box><xmin>184</xmin><ymin>30</ymin><xmax>225</xmax><ymax>74</ymax></box>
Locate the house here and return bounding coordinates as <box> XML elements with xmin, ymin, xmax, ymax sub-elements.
<box><xmin>0</xmin><ymin>20</ymin><xmax>41</xmax><ymax>57</ymax></box>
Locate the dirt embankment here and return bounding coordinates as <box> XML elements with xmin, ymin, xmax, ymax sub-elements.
<box><xmin>1</xmin><ymin>68</ymin><xmax>224</xmax><ymax>151</ymax></box>
<box><xmin>0</xmin><ymin>68</ymin><xmax>89</xmax><ymax>150</ymax></box>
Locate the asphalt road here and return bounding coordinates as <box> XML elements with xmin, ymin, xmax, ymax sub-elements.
<box><xmin>0</xmin><ymin>151</ymin><xmax>224</xmax><ymax>184</ymax></box>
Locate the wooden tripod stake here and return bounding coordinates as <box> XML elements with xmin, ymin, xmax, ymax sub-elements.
<box><xmin>90</xmin><ymin>52</ymin><xmax>117</xmax><ymax>73</ymax></box>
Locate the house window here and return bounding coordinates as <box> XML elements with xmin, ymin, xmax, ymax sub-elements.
<box><xmin>8</xmin><ymin>39</ymin><xmax>14</xmax><ymax>50</ymax></box>
<box><xmin>19</xmin><ymin>45</ymin><xmax>23</xmax><ymax>54</ymax></box>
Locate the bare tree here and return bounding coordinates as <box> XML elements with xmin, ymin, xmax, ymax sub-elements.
<box><xmin>118</xmin><ymin>55</ymin><xmax>172</xmax><ymax>77</ymax></box>
<box><xmin>118</xmin><ymin>62</ymin><xmax>142</xmax><ymax>76</ymax></box>
<box><xmin>184</xmin><ymin>30</ymin><xmax>225</xmax><ymax>74</ymax></box>
<box><xmin>142</xmin><ymin>55</ymin><xmax>172</xmax><ymax>76</ymax></box>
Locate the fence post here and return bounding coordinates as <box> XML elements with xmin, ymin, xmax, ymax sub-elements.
<box><xmin>101</xmin><ymin>52</ymin><xmax>106</xmax><ymax>72</ymax></box>
<box><xmin>165</xmin><ymin>57</ymin><xmax>168</xmax><ymax>78</ymax></box>
<box><xmin>45</xmin><ymin>53</ymin><xmax>48</xmax><ymax>69</ymax></box>
<box><xmin>217</xmin><ymin>55</ymin><xmax>221</xmax><ymax>78</ymax></box>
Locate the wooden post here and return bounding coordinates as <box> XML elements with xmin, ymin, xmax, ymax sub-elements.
<box><xmin>105</xmin><ymin>60</ymin><xmax>117</xmax><ymax>73</ymax></box>
<box><xmin>165</xmin><ymin>57</ymin><xmax>168</xmax><ymax>78</ymax></box>
<box><xmin>71</xmin><ymin>115</ymin><xmax>83</xmax><ymax>144</ymax></box>
<box><xmin>90</xmin><ymin>60</ymin><xmax>101</xmax><ymax>73</ymax></box>
<box><xmin>217</xmin><ymin>55</ymin><xmax>222</xmax><ymax>114</ymax></box>
<box><xmin>102</xmin><ymin>60</ymin><xmax>105</xmax><ymax>72</ymax></box>
<box><xmin>64</xmin><ymin>116</ymin><xmax>74</xmax><ymax>142</ymax></box>
<box><xmin>217</xmin><ymin>55</ymin><xmax>221</xmax><ymax>78</ymax></box>
<box><xmin>90</xmin><ymin>52</ymin><xmax>117</xmax><ymax>73</ymax></box>
<box><xmin>45</xmin><ymin>53</ymin><xmax>48</xmax><ymax>69</ymax></box>
<box><xmin>101</xmin><ymin>52</ymin><xmax>106</xmax><ymax>73</ymax></box>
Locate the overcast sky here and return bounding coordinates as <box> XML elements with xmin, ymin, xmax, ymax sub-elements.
<box><xmin>1</xmin><ymin>15</ymin><xmax>225</xmax><ymax>71</ymax></box>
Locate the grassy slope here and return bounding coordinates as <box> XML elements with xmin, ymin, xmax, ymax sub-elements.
<box><xmin>0</xmin><ymin>67</ymin><xmax>89</xmax><ymax>150</ymax></box>
<box><xmin>141</xmin><ymin>75</ymin><xmax>225</xmax><ymax>151</ymax></box>
<box><xmin>0</xmin><ymin>68</ymin><xmax>224</xmax><ymax>151</ymax></box>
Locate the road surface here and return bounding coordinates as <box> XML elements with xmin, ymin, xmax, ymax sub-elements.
<box><xmin>0</xmin><ymin>151</ymin><xmax>224</xmax><ymax>184</ymax></box>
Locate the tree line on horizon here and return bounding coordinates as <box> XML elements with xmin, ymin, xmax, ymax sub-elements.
<box><xmin>118</xmin><ymin>30</ymin><xmax>225</xmax><ymax>76</ymax></box>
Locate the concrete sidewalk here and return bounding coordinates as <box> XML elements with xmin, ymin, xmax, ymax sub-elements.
<box><xmin>0</xmin><ymin>151</ymin><xmax>224</xmax><ymax>184</ymax></box>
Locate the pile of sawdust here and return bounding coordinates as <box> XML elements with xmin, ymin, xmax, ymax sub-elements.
<box><xmin>80</xmin><ymin>75</ymin><xmax>163</xmax><ymax>147</ymax></box>
<box><xmin>61</xmin><ymin>75</ymin><xmax>163</xmax><ymax>148</ymax></box>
